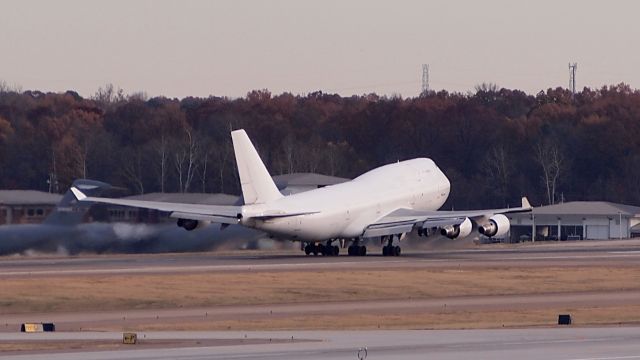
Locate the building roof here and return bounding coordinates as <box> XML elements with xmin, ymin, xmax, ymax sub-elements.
<box><xmin>272</xmin><ymin>173</ymin><xmax>349</xmax><ymax>188</ymax></box>
<box><xmin>0</xmin><ymin>190</ymin><xmax>62</xmax><ymax>206</ymax></box>
<box><xmin>531</xmin><ymin>201</ymin><xmax>640</xmax><ymax>217</ymax></box>
<box><xmin>124</xmin><ymin>192</ymin><xmax>239</xmax><ymax>205</ymax></box>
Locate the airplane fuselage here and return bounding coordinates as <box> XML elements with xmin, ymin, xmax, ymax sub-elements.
<box><xmin>241</xmin><ymin>158</ymin><xmax>450</xmax><ymax>240</ymax></box>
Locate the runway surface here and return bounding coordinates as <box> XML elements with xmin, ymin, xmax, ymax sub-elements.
<box><xmin>3</xmin><ymin>239</ymin><xmax>640</xmax><ymax>277</ymax></box>
<box><xmin>2</xmin><ymin>328</ymin><xmax>640</xmax><ymax>359</ymax></box>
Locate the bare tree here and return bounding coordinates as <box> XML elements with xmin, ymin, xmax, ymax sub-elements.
<box><xmin>484</xmin><ymin>145</ymin><xmax>512</xmax><ymax>205</ymax></box>
<box><xmin>76</xmin><ymin>140</ymin><xmax>89</xmax><ymax>179</ymax></box>
<box><xmin>282</xmin><ymin>135</ymin><xmax>295</xmax><ymax>174</ymax></box>
<box><xmin>535</xmin><ymin>141</ymin><xmax>564</xmax><ymax>205</ymax></box>
<box><xmin>92</xmin><ymin>84</ymin><xmax>125</xmax><ymax>108</ymax></box>
<box><xmin>174</xmin><ymin>127</ymin><xmax>199</xmax><ymax>193</ymax></box>
<box><xmin>153</xmin><ymin>135</ymin><xmax>169</xmax><ymax>193</ymax></box>
<box><xmin>474</xmin><ymin>82</ymin><xmax>499</xmax><ymax>93</ymax></box>
<box><xmin>122</xmin><ymin>149</ymin><xmax>145</xmax><ymax>195</ymax></box>
<box><xmin>0</xmin><ymin>80</ymin><xmax>22</xmax><ymax>94</ymax></box>
<box><xmin>198</xmin><ymin>141</ymin><xmax>212</xmax><ymax>193</ymax></box>
<box><xmin>212</xmin><ymin>139</ymin><xmax>233</xmax><ymax>193</ymax></box>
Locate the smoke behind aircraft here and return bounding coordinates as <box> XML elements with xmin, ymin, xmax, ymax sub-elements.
<box><xmin>0</xmin><ymin>222</ymin><xmax>267</xmax><ymax>256</ymax></box>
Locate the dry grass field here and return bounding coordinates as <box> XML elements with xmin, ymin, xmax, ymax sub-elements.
<box><xmin>2</xmin><ymin>263</ymin><xmax>640</xmax><ymax>332</ymax></box>
<box><xmin>2</xmin><ymin>266</ymin><xmax>640</xmax><ymax>314</ymax></box>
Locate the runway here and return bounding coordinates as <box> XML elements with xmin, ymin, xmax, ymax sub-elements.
<box><xmin>2</xmin><ymin>328</ymin><xmax>640</xmax><ymax>359</ymax></box>
<box><xmin>3</xmin><ymin>239</ymin><xmax>640</xmax><ymax>277</ymax></box>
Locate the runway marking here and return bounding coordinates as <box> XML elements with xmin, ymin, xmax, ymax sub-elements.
<box><xmin>0</xmin><ymin>260</ymin><xmax>411</xmax><ymax>277</ymax></box>
<box><xmin>482</xmin><ymin>253</ymin><xmax>640</xmax><ymax>261</ymax></box>
<box><xmin>502</xmin><ymin>338</ymin><xmax>612</xmax><ymax>346</ymax></box>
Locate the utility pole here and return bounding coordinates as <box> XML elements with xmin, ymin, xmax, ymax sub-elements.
<box><xmin>568</xmin><ymin>62</ymin><xmax>578</xmax><ymax>97</ymax></box>
<box><xmin>421</xmin><ymin>64</ymin><xmax>429</xmax><ymax>95</ymax></box>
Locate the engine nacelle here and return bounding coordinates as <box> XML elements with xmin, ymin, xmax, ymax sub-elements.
<box><xmin>478</xmin><ymin>214</ymin><xmax>510</xmax><ymax>237</ymax></box>
<box><xmin>440</xmin><ymin>217</ymin><xmax>473</xmax><ymax>239</ymax></box>
<box><xmin>177</xmin><ymin>218</ymin><xmax>210</xmax><ymax>231</ymax></box>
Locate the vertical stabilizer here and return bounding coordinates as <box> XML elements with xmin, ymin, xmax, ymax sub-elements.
<box><xmin>231</xmin><ymin>129</ymin><xmax>282</xmax><ymax>205</ymax></box>
<box><xmin>43</xmin><ymin>179</ymin><xmax>111</xmax><ymax>225</ymax></box>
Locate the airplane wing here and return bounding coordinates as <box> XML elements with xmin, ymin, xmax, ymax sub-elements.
<box><xmin>362</xmin><ymin>197</ymin><xmax>532</xmax><ymax>238</ymax></box>
<box><xmin>71</xmin><ymin>187</ymin><xmax>242</xmax><ymax>224</ymax></box>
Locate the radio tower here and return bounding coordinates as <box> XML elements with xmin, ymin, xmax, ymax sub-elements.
<box><xmin>568</xmin><ymin>62</ymin><xmax>578</xmax><ymax>96</ymax></box>
<box><xmin>421</xmin><ymin>64</ymin><xmax>430</xmax><ymax>95</ymax></box>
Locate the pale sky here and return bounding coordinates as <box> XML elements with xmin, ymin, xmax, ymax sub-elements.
<box><xmin>1</xmin><ymin>0</ymin><xmax>638</xmax><ymax>99</ymax></box>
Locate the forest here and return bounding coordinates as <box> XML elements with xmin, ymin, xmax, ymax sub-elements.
<box><xmin>0</xmin><ymin>82</ymin><xmax>639</xmax><ymax>210</ymax></box>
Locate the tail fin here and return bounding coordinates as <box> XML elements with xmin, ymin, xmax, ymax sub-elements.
<box><xmin>43</xmin><ymin>179</ymin><xmax>111</xmax><ymax>226</ymax></box>
<box><xmin>231</xmin><ymin>129</ymin><xmax>283</xmax><ymax>205</ymax></box>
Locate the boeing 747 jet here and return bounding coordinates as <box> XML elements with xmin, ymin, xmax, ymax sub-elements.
<box><xmin>72</xmin><ymin>129</ymin><xmax>531</xmax><ymax>256</ymax></box>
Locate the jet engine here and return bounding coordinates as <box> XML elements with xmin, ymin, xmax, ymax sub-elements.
<box><xmin>176</xmin><ymin>218</ymin><xmax>210</xmax><ymax>231</ymax></box>
<box><xmin>478</xmin><ymin>214</ymin><xmax>510</xmax><ymax>237</ymax></box>
<box><xmin>440</xmin><ymin>217</ymin><xmax>473</xmax><ymax>239</ymax></box>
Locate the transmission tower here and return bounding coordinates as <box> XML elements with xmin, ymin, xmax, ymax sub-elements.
<box><xmin>568</xmin><ymin>62</ymin><xmax>577</xmax><ymax>96</ymax></box>
<box><xmin>421</xmin><ymin>64</ymin><xmax>429</xmax><ymax>94</ymax></box>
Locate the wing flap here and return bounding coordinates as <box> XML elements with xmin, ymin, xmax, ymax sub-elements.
<box><xmin>250</xmin><ymin>211</ymin><xmax>320</xmax><ymax>220</ymax></box>
<box><xmin>169</xmin><ymin>212</ymin><xmax>239</xmax><ymax>225</ymax></box>
<box><xmin>362</xmin><ymin>222</ymin><xmax>416</xmax><ymax>238</ymax></box>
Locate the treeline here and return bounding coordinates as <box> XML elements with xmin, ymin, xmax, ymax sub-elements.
<box><xmin>1</xmin><ymin>82</ymin><xmax>640</xmax><ymax>209</ymax></box>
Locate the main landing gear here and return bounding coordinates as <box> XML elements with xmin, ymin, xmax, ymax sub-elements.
<box><xmin>304</xmin><ymin>241</ymin><xmax>340</xmax><ymax>256</ymax></box>
<box><xmin>347</xmin><ymin>244</ymin><xmax>367</xmax><ymax>256</ymax></box>
<box><xmin>381</xmin><ymin>235</ymin><xmax>401</xmax><ymax>256</ymax></box>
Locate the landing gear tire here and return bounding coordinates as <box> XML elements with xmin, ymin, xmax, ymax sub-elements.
<box><xmin>348</xmin><ymin>245</ymin><xmax>366</xmax><ymax>256</ymax></box>
<box><xmin>304</xmin><ymin>244</ymin><xmax>312</xmax><ymax>255</ymax></box>
<box><xmin>324</xmin><ymin>245</ymin><xmax>334</xmax><ymax>256</ymax></box>
<box><xmin>322</xmin><ymin>242</ymin><xmax>339</xmax><ymax>256</ymax></box>
<box><xmin>382</xmin><ymin>245</ymin><xmax>402</xmax><ymax>256</ymax></box>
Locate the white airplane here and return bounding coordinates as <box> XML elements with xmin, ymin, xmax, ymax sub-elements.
<box><xmin>72</xmin><ymin>129</ymin><xmax>531</xmax><ymax>257</ymax></box>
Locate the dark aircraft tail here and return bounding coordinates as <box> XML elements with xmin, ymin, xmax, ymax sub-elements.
<box><xmin>42</xmin><ymin>179</ymin><xmax>111</xmax><ymax>226</ymax></box>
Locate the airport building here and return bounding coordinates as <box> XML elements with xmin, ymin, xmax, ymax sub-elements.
<box><xmin>508</xmin><ymin>201</ymin><xmax>640</xmax><ymax>242</ymax></box>
<box><xmin>0</xmin><ymin>190</ymin><xmax>62</xmax><ymax>225</ymax></box>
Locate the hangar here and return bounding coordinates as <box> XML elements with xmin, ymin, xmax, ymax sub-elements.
<box><xmin>508</xmin><ymin>201</ymin><xmax>640</xmax><ymax>241</ymax></box>
<box><xmin>0</xmin><ymin>190</ymin><xmax>61</xmax><ymax>225</ymax></box>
